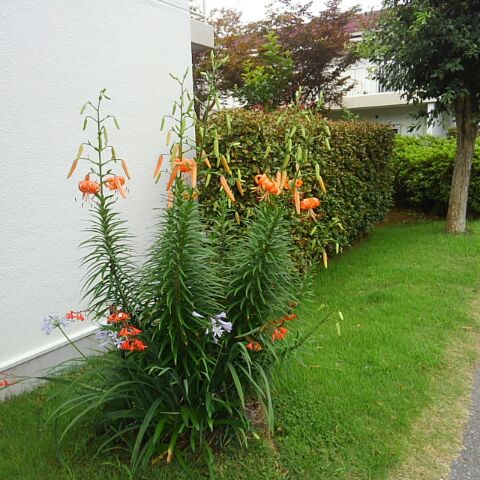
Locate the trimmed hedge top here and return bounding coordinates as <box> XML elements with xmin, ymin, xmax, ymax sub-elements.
<box><xmin>201</xmin><ymin>109</ymin><xmax>395</xmax><ymax>264</ymax></box>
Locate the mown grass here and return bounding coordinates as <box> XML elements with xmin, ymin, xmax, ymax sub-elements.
<box><xmin>1</xmin><ymin>220</ymin><xmax>480</xmax><ymax>479</ymax></box>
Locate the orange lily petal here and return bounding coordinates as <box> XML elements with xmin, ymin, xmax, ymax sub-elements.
<box><xmin>67</xmin><ymin>158</ymin><xmax>78</xmax><ymax>179</ymax></box>
<box><xmin>166</xmin><ymin>165</ymin><xmax>179</xmax><ymax>191</ymax></box>
<box><xmin>115</xmin><ymin>177</ymin><xmax>127</xmax><ymax>199</ymax></box>
<box><xmin>153</xmin><ymin>154</ymin><xmax>164</xmax><ymax>179</ymax></box>
<box><xmin>191</xmin><ymin>161</ymin><xmax>197</xmax><ymax>190</ymax></box>
<box><xmin>294</xmin><ymin>189</ymin><xmax>301</xmax><ymax>215</ymax></box>
<box><xmin>220</xmin><ymin>155</ymin><xmax>233</xmax><ymax>176</ymax></box>
<box><xmin>236</xmin><ymin>179</ymin><xmax>244</xmax><ymax>196</ymax></box>
<box><xmin>275</xmin><ymin>171</ymin><xmax>281</xmax><ymax>186</ymax></box>
<box><xmin>121</xmin><ymin>160</ymin><xmax>131</xmax><ymax>180</ymax></box>
<box><xmin>220</xmin><ymin>175</ymin><xmax>236</xmax><ymax>203</ymax></box>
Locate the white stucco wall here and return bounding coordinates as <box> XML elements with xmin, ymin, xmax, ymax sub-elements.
<box><xmin>350</xmin><ymin>105</ymin><xmax>427</xmax><ymax>135</ymax></box>
<box><xmin>0</xmin><ymin>0</ymin><xmax>193</xmax><ymax>370</ymax></box>
<box><xmin>338</xmin><ymin>105</ymin><xmax>452</xmax><ymax>136</ymax></box>
<box><xmin>328</xmin><ymin>105</ymin><xmax>428</xmax><ymax>136</ymax></box>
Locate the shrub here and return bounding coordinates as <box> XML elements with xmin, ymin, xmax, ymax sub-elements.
<box><xmin>392</xmin><ymin>135</ymin><xmax>480</xmax><ymax>215</ymax></box>
<box><xmin>200</xmin><ymin>109</ymin><xmax>395</xmax><ymax>264</ymax></box>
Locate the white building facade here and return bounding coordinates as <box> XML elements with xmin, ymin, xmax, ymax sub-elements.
<box><xmin>0</xmin><ymin>0</ymin><xmax>212</xmax><ymax>397</ymax></box>
<box><xmin>333</xmin><ymin>58</ymin><xmax>452</xmax><ymax>136</ymax></box>
<box><xmin>330</xmin><ymin>21</ymin><xmax>453</xmax><ymax>136</ymax></box>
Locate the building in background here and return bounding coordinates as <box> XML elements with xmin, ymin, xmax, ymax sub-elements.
<box><xmin>0</xmin><ymin>0</ymin><xmax>213</xmax><ymax>398</ymax></box>
<box><xmin>330</xmin><ymin>12</ymin><xmax>453</xmax><ymax>136</ymax></box>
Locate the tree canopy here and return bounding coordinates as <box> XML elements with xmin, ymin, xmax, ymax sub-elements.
<box><xmin>193</xmin><ymin>0</ymin><xmax>358</xmax><ymax>106</ymax></box>
<box><xmin>363</xmin><ymin>0</ymin><xmax>480</xmax><ymax>115</ymax></box>
<box><xmin>364</xmin><ymin>0</ymin><xmax>480</xmax><ymax>233</ymax></box>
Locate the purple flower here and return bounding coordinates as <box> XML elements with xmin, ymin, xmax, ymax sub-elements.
<box><xmin>41</xmin><ymin>314</ymin><xmax>71</xmax><ymax>335</ymax></box>
<box><xmin>95</xmin><ymin>329</ymin><xmax>121</xmax><ymax>349</ymax></box>
<box><xmin>207</xmin><ymin>312</ymin><xmax>233</xmax><ymax>344</ymax></box>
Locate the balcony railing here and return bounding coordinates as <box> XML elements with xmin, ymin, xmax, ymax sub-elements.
<box><xmin>189</xmin><ymin>0</ymin><xmax>207</xmax><ymax>21</ymax></box>
<box><xmin>345</xmin><ymin>64</ymin><xmax>394</xmax><ymax>97</ymax></box>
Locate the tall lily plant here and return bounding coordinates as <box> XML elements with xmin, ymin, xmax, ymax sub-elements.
<box><xmin>48</xmin><ymin>82</ymin><xmax>301</xmax><ymax>476</ymax></box>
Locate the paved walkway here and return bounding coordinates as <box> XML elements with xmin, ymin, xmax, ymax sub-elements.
<box><xmin>451</xmin><ymin>369</ymin><xmax>480</xmax><ymax>479</ymax></box>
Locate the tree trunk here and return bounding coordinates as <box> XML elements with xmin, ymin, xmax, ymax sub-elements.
<box><xmin>446</xmin><ymin>96</ymin><xmax>478</xmax><ymax>233</ymax></box>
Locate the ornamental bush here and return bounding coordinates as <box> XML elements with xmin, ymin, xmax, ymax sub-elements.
<box><xmin>392</xmin><ymin>135</ymin><xmax>480</xmax><ymax>215</ymax></box>
<box><xmin>200</xmin><ymin>109</ymin><xmax>395</xmax><ymax>264</ymax></box>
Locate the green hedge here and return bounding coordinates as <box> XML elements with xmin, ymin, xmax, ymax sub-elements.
<box><xmin>201</xmin><ymin>109</ymin><xmax>395</xmax><ymax>263</ymax></box>
<box><xmin>393</xmin><ymin>135</ymin><xmax>480</xmax><ymax>215</ymax></box>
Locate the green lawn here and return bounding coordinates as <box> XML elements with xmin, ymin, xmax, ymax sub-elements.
<box><xmin>2</xmin><ymin>220</ymin><xmax>480</xmax><ymax>479</ymax></box>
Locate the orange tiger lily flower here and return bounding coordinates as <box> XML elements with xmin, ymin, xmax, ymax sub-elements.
<box><xmin>255</xmin><ymin>174</ymin><xmax>269</xmax><ymax>187</ymax></box>
<box><xmin>263</xmin><ymin>178</ymin><xmax>280</xmax><ymax>195</ymax></box>
<box><xmin>255</xmin><ymin>173</ymin><xmax>281</xmax><ymax>200</ymax></box>
<box><xmin>300</xmin><ymin>197</ymin><xmax>321</xmax><ymax>219</ymax></box>
<box><xmin>284</xmin><ymin>178</ymin><xmax>303</xmax><ymax>191</ymax></box>
<box><xmin>300</xmin><ymin>197</ymin><xmax>320</xmax><ymax>210</ymax></box>
<box><xmin>174</xmin><ymin>158</ymin><xmax>196</xmax><ymax>174</ymax></box>
<box><xmin>78</xmin><ymin>174</ymin><xmax>100</xmax><ymax>197</ymax></box>
<box><xmin>105</xmin><ymin>176</ymin><xmax>127</xmax><ymax>198</ymax></box>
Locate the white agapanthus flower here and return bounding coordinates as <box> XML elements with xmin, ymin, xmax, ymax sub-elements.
<box><xmin>95</xmin><ymin>329</ymin><xmax>121</xmax><ymax>349</ymax></box>
<box><xmin>207</xmin><ymin>312</ymin><xmax>233</xmax><ymax>344</ymax></box>
<box><xmin>194</xmin><ymin>311</ymin><xmax>233</xmax><ymax>343</ymax></box>
<box><xmin>41</xmin><ymin>314</ymin><xmax>72</xmax><ymax>335</ymax></box>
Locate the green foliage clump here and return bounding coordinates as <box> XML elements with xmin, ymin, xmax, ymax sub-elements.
<box><xmin>392</xmin><ymin>135</ymin><xmax>480</xmax><ymax>215</ymax></box>
<box><xmin>200</xmin><ymin>108</ymin><xmax>395</xmax><ymax>264</ymax></box>
<box><xmin>235</xmin><ymin>32</ymin><xmax>294</xmax><ymax>110</ymax></box>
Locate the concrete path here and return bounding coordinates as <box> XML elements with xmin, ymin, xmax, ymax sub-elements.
<box><xmin>451</xmin><ymin>369</ymin><xmax>480</xmax><ymax>479</ymax></box>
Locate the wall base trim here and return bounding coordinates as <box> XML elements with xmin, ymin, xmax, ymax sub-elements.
<box><xmin>0</xmin><ymin>329</ymin><xmax>101</xmax><ymax>402</ymax></box>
